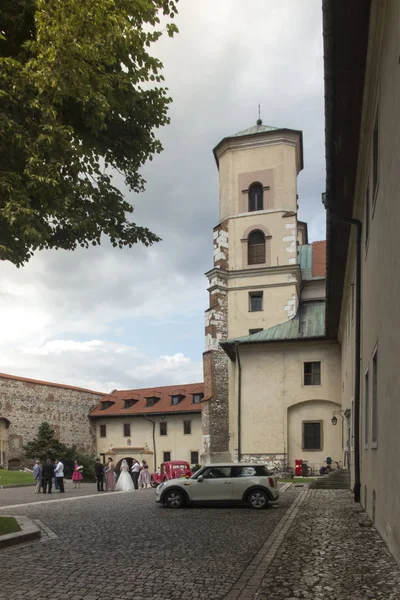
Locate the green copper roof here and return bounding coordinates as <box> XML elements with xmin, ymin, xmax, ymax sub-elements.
<box><xmin>220</xmin><ymin>301</ymin><xmax>326</xmax><ymax>358</ymax></box>
<box><xmin>298</xmin><ymin>244</ymin><xmax>313</xmax><ymax>279</ymax></box>
<box><xmin>231</xmin><ymin>123</ymin><xmax>279</xmax><ymax>138</ymax></box>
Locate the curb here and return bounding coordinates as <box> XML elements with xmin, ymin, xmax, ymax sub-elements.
<box><xmin>0</xmin><ymin>484</ymin><xmax>35</xmax><ymax>489</ymax></box>
<box><xmin>0</xmin><ymin>515</ymin><xmax>41</xmax><ymax>549</ymax></box>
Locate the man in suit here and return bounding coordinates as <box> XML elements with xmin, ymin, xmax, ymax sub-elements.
<box><xmin>95</xmin><ymin>458</ymin><xmax>104</xmax><ymax>492</ymax></box>
<box><xmin>42</xmin><ymin>459</ymin><xmax>54</xmax><ymax>494</ymax></box>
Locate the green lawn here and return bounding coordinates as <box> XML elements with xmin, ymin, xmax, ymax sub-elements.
<box><xmin>0</xmin><ymin>517</ymin><xmax>21</xmax><ymax>536</ymax></box>
<box><xmin>0</xmin><ymin>471</ymin><xmax>34</xmax><ymax>486</ymax></box>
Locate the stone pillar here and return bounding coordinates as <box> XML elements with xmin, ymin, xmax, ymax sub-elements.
<box><xmin>201</xmin><ymin>221</ymin><xmax>231</xmax><ymax>464</ymax></box>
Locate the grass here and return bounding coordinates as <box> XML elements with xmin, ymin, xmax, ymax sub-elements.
<box><xmin>0</xmin><ymin>471</ymin><xmax>34</xmax><ymax>486</ymax></box>
<box><xmin>280</xmin><ymin>477</ymin><xmax>317</xmax><ymax>484</ymax></box>
<box><xmin>0</xmin><ymin>517</ymin><xmax>21</xmax><ymax>536</ymax></box>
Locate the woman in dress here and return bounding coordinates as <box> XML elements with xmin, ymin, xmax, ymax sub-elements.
<box><xmin>72</xmin><ymin>459</ymin><xmax>83</xmax><ymax>489</ymax></box>
<box><xmin>105</xmin><ymin>457</ymin><xmax>116</xmax><ymax>491</ymax></box>
<box><xmin>116</xmin><ymin>459</ymin><xmax>134</xmax><ymax>491</ymax></box>
<box><xmin>138</xmin><ymin>460</ymin><xmax>151</xmax><ymax>489</ymax></box>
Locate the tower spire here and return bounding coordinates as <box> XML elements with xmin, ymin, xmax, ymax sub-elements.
<box><xmin>256</xmin><ymin>103</ymin><xmax>262</xmax><ymax>126</ymax></box>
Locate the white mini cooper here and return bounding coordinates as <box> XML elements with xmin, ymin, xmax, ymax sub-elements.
<box><xmin>155</xmin><ymin>463</ymin><xmax>279</xmax><ymax>510</ymax></box>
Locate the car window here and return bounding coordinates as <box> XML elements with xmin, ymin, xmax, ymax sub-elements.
<box><xmin>233</xmin><ymin>466</ymin><xmax>272</xmax><ymax>477</ymax></box>
<box><xmin>202</xmin><ymin>467</ymin><xmax>232</xmax><ymax>479</ymax></box>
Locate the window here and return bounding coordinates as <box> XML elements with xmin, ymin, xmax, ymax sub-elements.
<box><xmin>123</xmin><ymin>424</ymin><xmax>131</xmax><ymax>437</ymax></box>
<box><xmin>201</xmin><ymin>466</ymin><xmax>232</xmax><ymax>479</ymax></box>
<box><xmin>146</xmin><ymin>397</ymin><xmax>159</xmax><ymax>407</ymax></box>
<box><xmin>163</xmin><ymin>451</ymin><xmax>171</xmax><ymax>462</ymax></box>
<box><xmin>365</xmin><ymin>185</ymin><xmax>370</xmax><ymax>249</ymax></box>
<box><xmin>123</xmin><ymin>399</ymin><xmax>138</xmax><ymax>409</ymax></box>
<box><xmin>184</xmin><ymin>420</ymin><xmax>192</xmax><ymax>435</ymax></box>
<box><xmin>372</xmin><ymin>108</ymin><xmax>379</xmax><ymax>206</ymax></box>
<box><xmin>192</xmin><ymin>393</ymin><xmax>204</xmax><ymax>404</ymax></box>
<box><xmin>248</xmin><ymin>230</ymin><xmax>265</xmax><ymax>265</ymax></box>
<box><xmin>100</xmin><ymin>401</ymin><xmax>114</xmax><ymax>410</ymax></box>
<box><xmin>249</xmin><ymin>291</ymin><xmax>263</xmax><ymax>312</ymax></box>
<box><xmin>249</xmin><ymin>328</ymin><xmax>263</xmax><ymax>335</ymax></box>
<box><xmin>160</xmin><ymin>422</ymin><xmax>168</xmax><ymax>436</ymax></box>
<box><xmin>171</xmin><ymin>395</ymin><xmax>181</xmax><ymax>406</ymax></box>
<box><xmin>100</xmin><ymin>424</ymin><xmax>106</xmax><ymax>438</ymax></box>
<box><xmin>233</xmin><ymin>465</ymin><xmax>273</xmax><ymax>477</ymax></box>
<box><xmin>364</xmin><ymin>370</ymin><xmax>369</xmax><ymax>447</ymax></box>
<box><xmin>304</xmin><ymin>362</ymin><xmax>321</xmax><ymax>385</ymax></box>
<box><xmin>372</xmin><ymin>348</ymin><xmax>378</xmax><ymax>447</ymax></box>
<box><xmin>249</xmin><ymin>183</ymin><xmax>263</xmax><ymax>212</ymax></box>
<box><xmin>302</xmin><ymin>422</ymin><xmax>322</xmax><ymax>451</ymax></box>
<box><xmin>190</xmin><ymin>451</ymin><xmax>199</xmax><ymax>464</ymax></box>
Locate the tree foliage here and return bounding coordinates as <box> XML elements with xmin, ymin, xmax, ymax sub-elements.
<box><xmin>0</xmin><ymin>0</ymin><xmax>178</xmax><ymax>266</ymax></box>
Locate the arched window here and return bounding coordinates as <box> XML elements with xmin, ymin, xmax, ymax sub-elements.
<box><xmin>248</xmin><ymin>230</ymin><xmax>265</xmax><ymax>265</ymax></box>
<box><xmin>249</xmin><ymin>183</ymin><xmax>263</xmax><ymax>212</ymax></box>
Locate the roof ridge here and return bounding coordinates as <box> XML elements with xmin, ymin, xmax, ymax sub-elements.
<box><xmin>0</xmin><ymin>372</ymin><xmax>105</xmax><ymax>395</ymax></box>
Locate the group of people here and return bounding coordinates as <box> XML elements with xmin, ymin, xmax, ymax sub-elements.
<box><xmin>33</xmin><ymin>458</ymin><xmax>66</xmax><ymax>494</ymax></box>
<box><xmin>94</xmin><ymin>457</ymin><xmax>151</xmax><ymax>492</ymax></box>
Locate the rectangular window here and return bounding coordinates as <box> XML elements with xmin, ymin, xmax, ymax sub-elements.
<box><xmin>123</xmin><ymin>424</ymin><xmax>131</xmax><ymax>437</ymax></box>
<box><xmin>249</xmin><ymin>328</ymin><xmax>263</xmax><ymax>335</ymax></box>
<box><xmin>190</xmin><ymin>451</ymin><xmax>199</xmax><ymax>464</ymax></box>
<box><xmin>365</xmin><ymin>185</ymin><xmax>370</xmax><ymax>249</ymax></box>
<box><xmin>302</xmin><ymin>422</ymin><xmax>322</xmax><ymax>451</ymax></box>
<box><xmin>372</xmin><ymin>349</ymin><xmax>378</xmax><ymax>447</ymax></box>
<box><xmin>100</xmin><ymin>424</ymin><xmax>106</xmax><ymax>438</ymax></box>
<box><xmin>192</xmin><ymin>393</ymin><xmax>203</xmax><ymax>404</ymax></box>
<box><xmin>304</xmin><ymin>362</ymin><xmax>321</xmax><ymax>386</ymax></box>
<box><xmin>184</xmin><ymin>420</ymin><xmax>192</xmax><ymax>435</ymax></box>
<box><xmin>163</xmin><ymin>451</ymin><xmax>171</xmax><ymax>462</ymax></box>
<box><xmin>249</xmin><ymin>292</ymin><xmax>263</xmax><ymax>312</ymax></box>
<box><xmin>160</xmin><ymin>422</ymin><xmax>168</xmax><ymax>436</ymax></box>
<box><xmin>171</xmin><ymin>395</ymin><xmax>181</xmax><ymax>406</ymax></box>
<box><xmin>124</xmin><ymin>399</ymin><xmax>137</xmax><ymax>409</ymax></box>
<box><xmin>364</xmin><ymin>370</ymin><xmax>369</xmax><ymax>447</ymax></box>
<box><xmin>372</xmin><ymin>108</ymin><xmax>379</xmax><ymax>206</ymax></box>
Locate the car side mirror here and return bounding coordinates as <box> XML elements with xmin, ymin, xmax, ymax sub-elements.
<box><xmin>197</xmin><ymin>475</ymin><xmax>204</xmax><ymax>482</ymax></box>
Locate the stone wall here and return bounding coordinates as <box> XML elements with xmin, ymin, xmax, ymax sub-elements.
<box><xmin>0</xmin><ymin>375</ymin><xmax>104</xmax><ymax>466</ymax></box>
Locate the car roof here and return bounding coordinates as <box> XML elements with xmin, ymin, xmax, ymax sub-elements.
<box><xmin>203</xmin><ymin>463</ymin><xmax>268</xmax><ymax>467</ymax></box>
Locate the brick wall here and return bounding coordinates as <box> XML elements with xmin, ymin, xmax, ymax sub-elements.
<box><xmin>0</xmin><ymin>376</ymin><xmax>103</xmax><ymax>466</ymax></box>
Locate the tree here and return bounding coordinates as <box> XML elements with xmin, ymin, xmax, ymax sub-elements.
<box><xmin>23</xmin><ymin>421</ymin><xmax>66</xmax><ymax>462</ymax></box>
<box><xmin>0</xmin><ymin>0</ymin><xmax>178</xmax><ymax>266</ymax></box>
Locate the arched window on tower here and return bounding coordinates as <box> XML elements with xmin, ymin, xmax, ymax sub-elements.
<box><xmin>249</xmin><ymin>183</ymin><xmax>263</xmax><ymax>212</ymax></box>
<box><xmin>248</xmin><ymin>230</ymin><xmax>265</xmax><ymax>265</ymax></box>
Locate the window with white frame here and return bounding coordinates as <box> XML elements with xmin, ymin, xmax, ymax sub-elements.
<box><xmin>372</xmin><ymin>348</ymin><xmax>378</xmax><ymax>447</ymax></box>
<box><xmin>304</xmin><ymin>361</ymin><xmax>321</xmax><ymax>386</ymax></box>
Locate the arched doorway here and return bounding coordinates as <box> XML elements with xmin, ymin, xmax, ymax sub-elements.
<box><xmin>8</xmin><ymin>458</ymin><xmax>21</xmax><ymax>471</ymax></box>
<box><xmin>115</xmin><ymin>456</ymin><xmax>139</xmax><ymax>476</ymax></box>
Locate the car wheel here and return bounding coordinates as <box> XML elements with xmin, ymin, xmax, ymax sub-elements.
<box><xmin>163</xmin><ymin>489</ymin><xmax>185</xmax><ymax>509</ymax></box>
<box><xmin>150</xmin><ymin>478</ymin><xmax>158</xmax><ymax>489</ymax></box>
<box><xmin>247</xmin><ymin>489</ymin><xmax>269</xmax><ymax>510</ymax></box>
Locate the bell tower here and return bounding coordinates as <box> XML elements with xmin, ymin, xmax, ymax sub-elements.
<box><xmin>201</xmin><ymin>120</ymin><xmax>304</xmax><ymax>463</ymax></box>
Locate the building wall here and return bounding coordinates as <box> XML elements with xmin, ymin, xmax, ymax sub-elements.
<box><xmin>95</xmin><ymin>413</ymin><xmax>202</xmax><ymax>469</ymax></box>
<box><xmin>0</xmin><ymin>419</ymin><xmax>8</xmax><ymax>466</ymax></box>
<box><xmin>0</xmin><ymin>376</ymin><xmax>102</xmax><ymax>466</ymax></box>
<box><xmin>339</xmin><ymin>0</ymin><xmax>400</xmax><ymax>565</ymax></box>
<box><xmin>228</xmin><ymin>341</ymin><xmax>341</xmax><ymax>468</ymax></box>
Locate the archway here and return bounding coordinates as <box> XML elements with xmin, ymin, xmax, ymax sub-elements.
<box><xmin>115</xmin><ymin>456</ymin><xmax>139</xmax><ymax>476</ymax></box>
<box><xmin>8</xmin><ymin>458</ymin><xmax>21</xmax><ymax>471</ymax></box>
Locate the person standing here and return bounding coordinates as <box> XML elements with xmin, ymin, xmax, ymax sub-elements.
<box><xmin>33</xmin><ymin>459</ymin><xmax>42</xmax><ymax>493</ymax></box>
<box><xmin>131</xmin><ymin>459</ymin><xmax>140</xmax><ymax>490</ymax></box>
<box><xmin>95</xmin><ymin>458</ymin><xmax>104</xmax><ymax>492</ymax></box>
<box><xmin>42</xmin><ymin>459</ymin><xmax>54</xmax><ymax>494</ymax></box>
<box><xmin>55</xmin><ymin>458</ymin><xmax>65</xmax><ymax>493</ymax></box>
<box><xmin>53</xmin><ymin>459</ymin><xmax>59</xmax><ymax>491</ymax></box>
<box><xmin>72</xmin><ymin>459</ymin><xmax>83</xmax><ymax>489</ymax></box>
<box><xmin>138</xmin><ymin>460</ymin><xmax>151</xmax><ymax>489</ymax></box>
<box><xmin>105</xmin><ymin>457</ymin><xmax>115</xmax><ymax>491</ymax></box>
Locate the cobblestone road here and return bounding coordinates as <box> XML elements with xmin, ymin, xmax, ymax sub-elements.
<box><xmin>0</xmin><ymin>488</ymin><xmax>297</xmax><ymax>600</ymax></box>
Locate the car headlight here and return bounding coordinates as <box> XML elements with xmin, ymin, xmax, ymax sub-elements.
<box><xmin>157</xmin><ymin>483</ymin><xmax>165</xmax><ymax>491</ymax></box>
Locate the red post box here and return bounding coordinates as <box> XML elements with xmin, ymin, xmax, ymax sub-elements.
<box><xmin>295</xmin><ymin>459</ymin><xmax>303</xmax><ymax>476</ymax></box>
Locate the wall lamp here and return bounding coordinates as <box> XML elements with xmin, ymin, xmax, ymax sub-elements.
<box><xmin>331</xmin><ymin>409</ymin><xmax>350</xmax><ymax>426</ymax></box>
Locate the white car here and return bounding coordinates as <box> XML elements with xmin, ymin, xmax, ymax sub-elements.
<box><xmin>155</xmin><ymin>463</ymin><xmax>279</xmax><ymax>510</ymax></box>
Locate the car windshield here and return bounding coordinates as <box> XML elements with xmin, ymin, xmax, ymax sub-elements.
<box><xmin>172</xmin><ymin>465</ymin><xmax>187</xmax><ymax>470</ymax></box>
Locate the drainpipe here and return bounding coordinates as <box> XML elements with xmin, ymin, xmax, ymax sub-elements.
<box><xmin>142</xmin><ymin>416</ymin><xmax>157</xmax><ymax>472</ymax></box>
<box><xmin>235</xmin><ymin>341</ymin><xmax>242</xmax><ymax>461</ymax></box>
<box><xmin>329</xmin><ymin>214</ymin><xmax>362</xmax><ymax>503</ymax></box>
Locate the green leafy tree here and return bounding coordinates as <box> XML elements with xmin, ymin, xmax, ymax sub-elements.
<box><xmin>23</xmin><ymin>421</ymin><xmax>66</xmax><ymax>462</ymax></box>
<box><xmin>0</xmin><ymin>0</ymin><xmax>178</xmax><ymax>266</ymax></box>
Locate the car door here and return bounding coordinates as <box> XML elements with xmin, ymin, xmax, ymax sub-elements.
<box><xmin>231</xmin><ymin>465</ymin><xmax>259</xmax><ymax>500</ymax></box>
<box><xmin>190</xmin><ymin>466</ymin><xmax>233</xmax><ymax>501</ymax></box>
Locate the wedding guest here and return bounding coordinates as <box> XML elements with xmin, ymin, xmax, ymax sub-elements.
<box><xmin>95</xmin><ymin>458</ymin><xmax>104</xmax><ymax>492</ymax></box>
<box><xmin>54</xmin><ymin>458</ymin><xmax>65</xmax><ymax>493</ymax></box>
<box><xmin>42</xmin><ymin>459</ymin><xmax>54</xmax><ymax>494</ymax></box>
<box><xmin>131</xmin><ymin>459</ymin><xmax>140</xmax><ymax>490</ymax></box>
<box><xmin>105</xmin><ymin>457</ymin><xmax>116</xmax><ymax>491</ymax></box>
<box><xmin>72</xmin><ymin>459</ymin><xmax>83</xmax><ymax>489</ymax></box>
<box><xmin>138</xmin><ymin>460</ymin><xmax>151</xmax><ymax>489</ymax></box>
<box><xmin>33</xmin><ymin>459</ymin><xmax>42</xmax><ymax>493</ymax></box>
<box><xmin>53</xmin><ymin>459</ymin><xmax>59</xmax><ymax>491</ymax></box>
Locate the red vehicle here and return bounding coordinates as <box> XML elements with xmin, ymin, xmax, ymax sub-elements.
<box><xmin>150</xmin><ymin>460</ymin><xmax>192</xmax><ymax>488</ymax></box>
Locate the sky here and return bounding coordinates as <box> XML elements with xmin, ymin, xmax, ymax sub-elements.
<box><xmin>0</xmin><ymin>0</ymin><xmax>327</xmax><ymax>393</ymax></box>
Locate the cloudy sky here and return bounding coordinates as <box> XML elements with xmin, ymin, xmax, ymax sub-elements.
<box><xmin>0</xmin><ymin>0</ymin><xmax>326</xmax><ymax>393</ymax></box>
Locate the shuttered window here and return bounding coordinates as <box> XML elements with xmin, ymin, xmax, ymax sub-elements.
<box><xmin>303</xmin><ymin>422</ymin><xmax>322</xmax><ymax>450</ymax></box>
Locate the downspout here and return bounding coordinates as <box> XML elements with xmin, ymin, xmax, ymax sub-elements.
<box><xmin>329</xmin><ymin>214</ymin><xmax>362</xmax><ymax>503</ymax></box>
<box><xmin>142</xmin><ymin>416</ymin><xmax>157</xmax><ymax>472</ymax></box>
<box><xmin>235</xmin><ymin>341</ymin><xmax>242</xmax><ymax>461</ymax></box>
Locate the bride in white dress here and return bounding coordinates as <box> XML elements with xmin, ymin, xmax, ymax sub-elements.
<box><xmin>116</xmin><ymin>459</ymin><xmax>134</xmax><ymax>491</ymax></box>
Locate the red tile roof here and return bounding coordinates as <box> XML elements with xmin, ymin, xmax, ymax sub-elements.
<box><xmin>90</xmin><ymin>383</ymin><xmax>204</xmax><ymax>418</ymax></box>
<box><xmin>312</xmin><ymin>241</ymin><xmax>327</xmax><ymax>277</ymax></box>
<box><xmin>0</xmin><ymin>372</ymin><xmax>106</xmax><ymax>395</ymax></box>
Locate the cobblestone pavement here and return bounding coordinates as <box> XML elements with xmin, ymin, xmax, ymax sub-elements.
<box><xmin>0</xmin><ymin>488</ymin><xmax>298</xmax><ymax>600</ymax></box>
<box><xmin>0</xmin><ymin>481</ymin><xmax>100</xmax><ymax>507</ymax></box>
